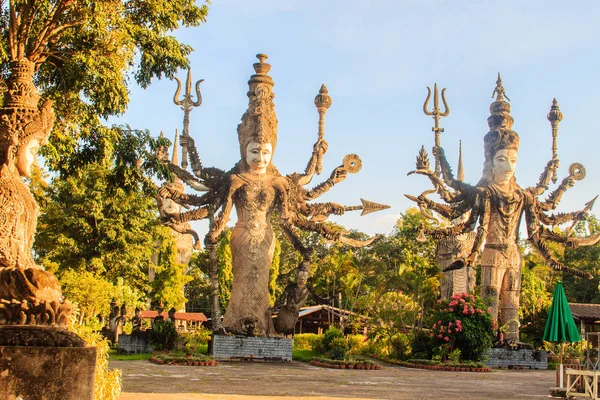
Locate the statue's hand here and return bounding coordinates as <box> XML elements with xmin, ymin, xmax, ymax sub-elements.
<box><xmin>548</xmin><ymin>158</ymin><xmax>560</xmax><ymax>170</ymax></box>
<box><xmin>330</xmin><ymin>202</ymin><xmax>344</xmax><ymax>216</ymax></box>
<box><xmin>431</xmin><ymin>145</ymin><xmax>445</xmax><ymax>159</ymax></box>
<box><xmin>179</xmin><ymin>134</ymin><xmax>190</xmax><ymax>147</ymax></box>
<box><xmin>158</xmin><ymin>185</ymin><xmax>174</xmax><ymax>199</ymax></box>
<box><xmin>314</xmin><ymin>139</ymin><xmax>328</xmax><ymax>155</ymax></box>
<box><xmin>330</xmin><ymin>167</ymin><xmax>347</xmax><ymax>184</ymax></box>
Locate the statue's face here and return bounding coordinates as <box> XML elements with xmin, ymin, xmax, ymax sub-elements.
<box><xmin>491</xmin><ymin>149</ymin><xmax>517</xmax><ymax>185</ymax></box>
<box><xmin>161</xmin><ymin>197</ymin><xmax>182</xmax><ymax>215</ymax></box>
<box><xmin>15</xmin><ymin>139</ymin><xmax>40</xmax><ymax>178</ymax></box>
<box><xmin>246</xmin><ymin>141</ymin><xmax>272</xmax><ymax>174</ymax></box>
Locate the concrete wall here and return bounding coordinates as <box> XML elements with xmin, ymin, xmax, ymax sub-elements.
<box><xmin>484</xmin><ymin>348</ymin><xmax>548</xmax><ymax>369</ymax></box>
<box><xmin>118</xmin><ymin>334</ymin><xmax>153</xmax><ymax>354</ymax></box>
<box><xmin>212</xmin><ymin>335</ymin><xmax>292</xmax><ymax>361</ymax></box>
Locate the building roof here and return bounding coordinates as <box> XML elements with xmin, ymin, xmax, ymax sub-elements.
<box><xmin>140</xmin><ymin>310</ymin><xmax>207</xmax><ymax>322</ymax></box>
<box><xmin>569</xmin><ymin>303</ymin><xmax>600</xmax><ymax>322</ymax></box>
<box><xmin>298</xmin><ymin>304</ymin><xmax>366</xmax><ymax>320</ymax></box>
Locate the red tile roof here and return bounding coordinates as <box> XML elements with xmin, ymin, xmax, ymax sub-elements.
<box><xmin>139</xmin><ymin>311</ymin><xmax>207</xmax><ymax>322</ymax></box>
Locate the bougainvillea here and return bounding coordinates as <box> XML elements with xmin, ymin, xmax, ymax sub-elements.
<box><xmin>429</xmin><ymin>292</ymin><xmax>494</xmax><ymax>361</ymax></box>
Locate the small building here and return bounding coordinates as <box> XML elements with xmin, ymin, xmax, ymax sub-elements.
<box><xmin>140</xmin><ymin>310</ymin><xmax>207</xmax><ymax>330</ymax></box>
<box><xmin>568</xmin><ymin>303</ymin><xmax>600</xmax><ymax>334</ymax></box>
<box><xmin>294</xmin><ymin>305</ymin><xmax>368</xmax><ymax>335</ymax></box>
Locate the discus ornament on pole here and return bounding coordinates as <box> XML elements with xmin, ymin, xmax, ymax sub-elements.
<box><xmin>547</xmin><ymin>98</ymin><xmax>563</xmax><ymax>184</ymax></box>
<box><xmin>423</xmin><ymin>83</ymin><xmax>449</xmax><ymax>175</ymax></box>
<box><xmin>314</xmin><ymin>84</ymin><xmax>332</xmax><ymax>175</ymax></box>
<box><xmin>173</xmin><ymin>69</ymin><xmax>204</xmax><ymax>170</ymax></box>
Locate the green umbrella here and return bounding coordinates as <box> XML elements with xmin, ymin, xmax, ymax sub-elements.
<box><xmin>543</xmin><ymin>281</ymin><xmax>580</xmax><ymax>384</ymax></box>
<box><xmin>543</xmin><ymin>282</ymin><xmax>580</xmax><ymax>344</ymax></box>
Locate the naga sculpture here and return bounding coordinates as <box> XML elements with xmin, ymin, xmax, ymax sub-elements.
<box><xmin>0</xmin><ymin>59</ymin><xmax>75</xmax><ymax>333</ymax></box>
<box><xmin>158</xmin><ymin>54</ymin><xmax>389</xmax><ymax>336</ymax></box>
<box><xmin>406</xmin><ymin>75</ymin><xmax>600</xmax><ymax>341</ymax></box>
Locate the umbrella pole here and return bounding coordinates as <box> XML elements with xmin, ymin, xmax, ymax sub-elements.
<box><xmin>559</xmin><ymin>342</ymin><xmax>565</xmax><ymax>388</ymax></box>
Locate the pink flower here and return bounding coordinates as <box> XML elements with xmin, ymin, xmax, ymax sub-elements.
<box><xmin>449</xmin><ymin>308</ymin><xmax>454</xmax><ymax>312</ymax></box>
<box><xmin>438</xmin><ymin>320</ymin><xmax>442</xmax><ymax>325</ymax></box>
<box><xmin>487</xmin><ymin>307</ymin><xmax>492</xmax><ymax>313</ymax></box>
<box><xmin>456</xmin><ymin>319</ymin><xmax>461</xmax><ymax>324</ymax></box>
<box><xmin>444</xmin><ymin>337</ymin><xmax>450</xmax><ymax>341</ymax></box>
<box><xmin>470</xmin><ymin>308</ymin><xmax>475</xmax><ymax>314</ymax></box>
<box><xmin>438</xmin><ymin>334</ymin><xmax>443</xmax><ymax>339</ymax></box>
<box><xmin>448</xmin><ymin>322</ymin><xmax>453</xmax><ymax>327</ymax></box>
<box><xmin>476</xmin><ymin>308</ymin><xmax>482</xmax><ymax>313</ymax></box>
<box><xmin>432</xmin><ymin>323</ymin><xmax>437</xmax><ymax>329</ymax></box>
<box><xmin>430</xmin><ymin>333</ymin><xmax>434</xmax><ymax>337</ymax></box>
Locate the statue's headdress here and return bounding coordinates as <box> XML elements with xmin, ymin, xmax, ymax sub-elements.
<box><xmin>166</xmin><ymin>131</ymin><xmax>184</xmax><ymax>191</ymax></box>
<box><xmin>0</xmin><ymin>59</ymin><xmax>54</xmax><ymax>165</ymax></box>
<box><xmin>237</xmin><ymin>54</ymin><xmax>278</xmax><ymax>165</ymax></box>
<box><xmin>480</xmin><ymin>74</ymin><xmax>519</xmax><ymax>183</ymax></box>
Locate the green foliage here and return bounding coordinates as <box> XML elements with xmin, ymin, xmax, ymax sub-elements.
<box><xmin>60</xmin><ymin>270</ymin><xmax>115</xmax><ymax>323</ymax></box>
<box><xmin>182</xmin><ymin>327</ymin><xmax>212</xmax><ymax>355</ymax></box>
<box><xmin>0</xmin><ymin>0</ymin><xmax>210</xmax><ymax>172</ymax></box>
<box><xmin>429</xmin><ymin>292</ymin><xmax>494</xmax><ymax>361</ymax></box>
<box><xmin>151</xmin><ymin>235</ymin><xmax>192</xmax><ymax>310</ymax></box>
<box><xmin>292</xmin><ymin>349</ymin><xmax>315</xmax><ymax>362</ymax></box>
<box><xmin>327</xmin><ymin>337</ymin><xmax>348</xmax><ymax>360</ymax></box>
<box><xmin>410</xmin><ymin>329</ymin><xmax>433</xmax><ymax>360</ymax></box>
<box><xmin>292</xmin><ymin>333</ymin><xmax>320</xmax><ymax>351</ymax></box>
<box><xmin>35</xmin><ymin>129</ymin><xmax>171</xmax><ymax>293</ymax></box>
<box><xmin>269</xmin><ymin>239</ymin><xmax>281</xmax><ymax>306</ymax></box>
<box><xmin>70</xmin><ymin>318</ymin><xmax>122</xmax><ymax>400</ymax></box>
<box><xmin>108</xmin><ymin>351</ymin><xmax>151</xmax><ymax>361</ymax></box>
<box><xmin>217</xmin><ymin>229</ymin><xmax>233</xmax><ymax>309</ymax></box>
<box><xmin>346</xmin><ymin>334</ymin><xmax>368</xmax><ymax>355</ymax></box>
<box><xmin>149</xmin><ymin>320</ymin><xmax>178</xmax><ymax>351</ymax></box>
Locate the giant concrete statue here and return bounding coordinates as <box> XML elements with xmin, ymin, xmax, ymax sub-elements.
<box><xmin>407</xmin><ymin>75</ymin><xmax>600</xmax><ymax>341</ymax></box>
<box><xmin>158</xmin><ymin>54</ymin><xmax>389</xmax><ymax>336</ymax></box>
<box><xmin>0</xmin><ymin>59</ymin><xmax>73</xmax><ymax>327</ymax></box>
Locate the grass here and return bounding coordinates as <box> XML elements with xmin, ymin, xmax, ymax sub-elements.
<box><xmin>108</xmin><ymin>349</ymin><xmax>152</xmax><ymax>361</ymax></box>
<box><xmin>293</xmin><ymin>349</ymin><xmax>317</xmax><ymax>362</ymax></box>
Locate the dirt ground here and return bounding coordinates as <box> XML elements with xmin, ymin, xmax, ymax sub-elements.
<box><xmin>111</xmin><ymin>359</ymin><xmax>557</xmax><ymax>400</ymax></box>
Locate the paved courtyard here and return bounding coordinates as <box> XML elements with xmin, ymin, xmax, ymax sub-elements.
<box><xmin>111</xmin><ymin>359</ymin><xmax>557</xmax><ymax>400</ymax></box>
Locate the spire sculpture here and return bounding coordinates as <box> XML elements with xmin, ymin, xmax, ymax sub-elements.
<box><xmin>158</xmin><ymin>54</ymin><xmax>389</xmax><ymax>336</ymax></box>
<box><xmin>405</xmin><ymin>75</ymin><xmax>599</xmax><ymax>341</ymax></box>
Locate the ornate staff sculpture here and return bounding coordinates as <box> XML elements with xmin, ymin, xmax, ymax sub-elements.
<box><xmin>158</xmin><ymin>54</ymin><xmax>389</xmax><ymax>336</ymax></box>
<box><xmin>173</xmin><ymin>69</ymin><xmax>203</xmax><ymax>170</ymax></box>
<box><xmin>406</xmin><ymin>74</ymin><xmax>600</xmax><ymax>341</ymax></box>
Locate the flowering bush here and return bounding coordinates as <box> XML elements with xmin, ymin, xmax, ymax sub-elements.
<box><xmin>429</xmin><ymin>292</ymin><xmax>494</xmax><ymax>361</ymax></box>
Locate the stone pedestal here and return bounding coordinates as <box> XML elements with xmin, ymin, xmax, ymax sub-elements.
<box><xmin>0</xmin><ymin>345</ymin><xmax>97</xmax><ymax>400</ymax></box>
<box><xmin>484</xmin><ymin>348</ymin><xmax>548</xmax><ymax>369</ymax></box>
<box><xmin>212</xmin><ymin>335</ymin><xmax>292</xmax><ymax>362</ymax></box>
<box><xmin>118</xmin><ymin>333</ymin><xmax>152</xmax><ymax>354</ymax></box>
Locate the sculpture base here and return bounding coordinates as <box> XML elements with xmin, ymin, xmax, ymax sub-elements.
<box><xmin>0</xmin><ymin>345</ymin><xmax>97</xmax><ymax>400</ymax></box>
<box><xmin>212</xmin><ymin>335</ymin><xmax>292</xmax><ymax>362</ymax></box>
<box><xmin>484</xmin><ymin>348</ymin><xmax>548</xmax><ymax>369</ymax></box>
<box><xmin>118</xmin><ymin>332</ymin><xmax>152</xmax><ymax>354</ymax></box>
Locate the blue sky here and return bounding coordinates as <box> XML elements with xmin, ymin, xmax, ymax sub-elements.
<box><xmin>115</xmin><ymin>0</ymin><xmax>600</xmax><ymax>236</ymax></box>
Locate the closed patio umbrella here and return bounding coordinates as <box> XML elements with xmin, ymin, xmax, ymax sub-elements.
<box><xmin>543</xmin><ymin>282</ymin><xmax>581</xmax><ymax>388</ymax></box>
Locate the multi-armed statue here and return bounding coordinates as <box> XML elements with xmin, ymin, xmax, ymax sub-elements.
<box><xmin>158</xmin><ymin>54</ymin><xmax>389</xmax><ymax>336</ymax></box>
<box><xmin>406</xmin><ymin>75</ymin><xmax>600</xmax><ymax>342</ymax></box>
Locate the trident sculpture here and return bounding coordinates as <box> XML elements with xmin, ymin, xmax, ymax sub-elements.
<box><xmin>423</xmin><ymin>83</ymin><xmax>449</xmax><ymax>175</ymax></box>
<box><xmin>173</xmin><ymin>69</ymin><xmax>204</xmax><ymax>169</ymax></box>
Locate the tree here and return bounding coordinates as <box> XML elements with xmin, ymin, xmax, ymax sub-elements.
<box><xmin>0</xmin><ymin>0</ymin><xmax>210</xmax><ymax>173</ymax></box>
<box><xmin>151</xmin><ymin>234</ymin><xmax>192</xmax><ymax>310</ymax></box>
<box><xmin>217</xmin><ymin>229</ymin><xmax>233</xmax><ymax>310</ymax></box>
<box><xmin>34</xmin><ymin>129</ymin><xmax>170</xmax><ymax>292</ymax></box>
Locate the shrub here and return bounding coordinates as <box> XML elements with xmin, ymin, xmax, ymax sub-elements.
<box><xmin>389</xmin><ymin>333</ymin><xmax>411</xmax><ymax>360</ymax></box>
<box><xmin>70</xmin><ymin>321</ymin><xmax>121</xmax><ymax>400</ymax></box>
<box><xmin>182</xmin><ymin>327</ymin><xmax>211</xmax><ymax>355</ymax></box>
<box><xmin>327</xmin><ymin>337</ymin><xmax>348</xmax><ymax>360</ymax></box>
<box><xmin>346</xmin><ymin>334</ymin><xmax>368</xmax><ymax>355</ymax></box>
<box><xmin>293</xmin><ymin>333</ymin><xmax>320</xmax><ymax>351</ymax></box>
<box><xmin>429</xmin><ymin>292</ymin><xmax>494</xmax><ymax>361</ymax></box>
<box><xmin>312</xmin><ymin>327</ymin><xmax>344</xmax><ymax>355</ymax></box>
<box><xmin>410</xmin><ymin>329</ymin><xmax>433</xmax><ymax>360</ymax></box>
<box><xmin>149</xmin><ymin>320</ymin><xmax>178</xmax><ymax>351</ymax></box>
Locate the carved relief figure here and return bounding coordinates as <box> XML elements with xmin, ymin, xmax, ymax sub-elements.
<box><xmin>0</xmin><ymin>59</ymin><xmax>72</xmax><ymax>326</ymax></box>
<box><xmin>158</xmin><ymin>54</ymin><xmax>389</xmax><ymax>336</ymax></box>
<box><xmin>407</xmin><ymin>75</ymin><xmax>600</xmax><ymax>341</ymax></box>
